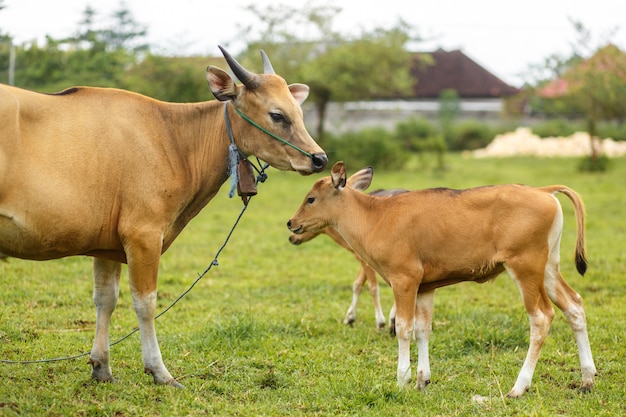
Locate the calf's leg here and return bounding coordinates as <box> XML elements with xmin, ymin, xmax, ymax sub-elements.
<box><xmin>344</xmin><ymin>263</ymin><xmax>385</xmax><ymax>329</ymax></box>
<box><xmin>506</xmin><ymin>261</ymin><xmax>555</xmax><ymax>398</ymax></box>
<box><xmin>365</xmin><ymin>264</ymin><xmax>387</xmax><ymax>329</ymax></box>
<box><xmin>90</xmin><ymin>258</ymin><xmax>121</xmax><ymax>382</ymax></box>
<box><xmin>344</xmin><ymin>266</ymin><xmax>367</xmax><ymax>326</ymax></box>
<box><xmin>545</xmin><ymin>266</ymin><xmax>596</xmax><ymax>391</ymax></box>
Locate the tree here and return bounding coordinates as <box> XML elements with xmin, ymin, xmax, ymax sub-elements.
<box><xmin>235</xmin><ymin>4</ymin><xmax>418</xmax><ymax>141</ymax></box>
<box><xmin>561</xmin><ymin>44</ymin><xmax>626</xmax><ymax>169</ymax></box>
<box><xmin>0</xmin><ymin>0</ymin><xmax>13</xmax><ymax>84</ymax></box>
<box><xmin>527</xmin><ymin>20</ymin><xmax>625</xmax><ymax>170</ymax></box>
<box><xmin>11</xmin><ymin>3</ymin><xmax>149</xmax><ymax>92</ymax></box>
<box><xmin>124</xmin><ymin>54</ymin><xmax>218</xmax><ymax>102</ymax></box>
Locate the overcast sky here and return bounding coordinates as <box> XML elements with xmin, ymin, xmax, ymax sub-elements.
<box><xmin>1</xmin><ymin>0</ymin><xmax>624</xmax><ymax>87</ymax></box>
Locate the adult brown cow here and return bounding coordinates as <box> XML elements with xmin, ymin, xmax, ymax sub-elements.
<box><xmin>0</xmin><ymin>46</ymin><xmax>327</xmax><ymax>387</ymax></box>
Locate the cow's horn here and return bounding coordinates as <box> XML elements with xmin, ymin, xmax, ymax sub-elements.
<box><xmin>218</xmin><ymin>45</ymin><xmax>260</xmax><ymax>90</ymax></box>
<box><xmin>260</xmin><ymin>50</ymin><xmax>275</xmax><ymax>75</ymax></box>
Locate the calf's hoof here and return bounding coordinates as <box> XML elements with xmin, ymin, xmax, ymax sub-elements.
<box><xmin>415</xmin><ymin>379</ymin><xmax>431</xmax><ymax>391</ymax></box>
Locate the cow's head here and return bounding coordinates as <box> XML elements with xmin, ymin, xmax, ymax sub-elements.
<box><xmin>207</xmin><ymin>46</ymin><xmax>327</xmax><ymax>175</ymax></box>
<box><xmin>287</xmin><ymin>162</ymin><xmax>373</xmax><ymax>234</ymax></box>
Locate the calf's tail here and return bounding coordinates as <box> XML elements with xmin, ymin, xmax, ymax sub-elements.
<box><xmin>545</xmin><ymin>185</ymin><xmax>587</xmax><ymax>276</ymax></box>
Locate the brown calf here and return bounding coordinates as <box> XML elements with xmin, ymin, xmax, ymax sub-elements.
<box><xmin>289</xmin><ymin>189</ymin><xmax>407</xmax><ymax>329</ymax></box>
<box><xmin>287</xmin><ymin>161</ymin><xmax>596</xmax><ymax>397</ymax></box>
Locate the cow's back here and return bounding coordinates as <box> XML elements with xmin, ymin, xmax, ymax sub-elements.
<box><xmin>363</xmin><ymin>184</ymin><xmax>560</xmax><ymax>283</ymax></box>
<box><xmin>0</xmin><ymin>84</ymin><xmax>197</xmax><ymax>260</ymax></box>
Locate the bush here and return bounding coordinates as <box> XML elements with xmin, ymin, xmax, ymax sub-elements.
<box><xmin>578</xmin><ymin>155</ymin><xmax>610</xmax><ymax>172</ymax></box>
<box><xmin>532</xmin><ymin>119</ymin><xmax>585</xmax><ymax>138</ymax></box>
<box><xmin>448</xmin><ymin>120</ymin><xmax>495</xmax><ymax>151</ymax></box>
<box><xmin>394</xmin><ymin>117</ymin><xmax>441</xmax><ymax>152</ymax></box>
<box><xmin>597</xmin><ymin>122</ymin><xmax>626</xmax><ymax>141</ymax></box>
<box><xmin>324</xmin><ymin>127</ymin><xmax>409</xmax><ymax>170</ymax></box>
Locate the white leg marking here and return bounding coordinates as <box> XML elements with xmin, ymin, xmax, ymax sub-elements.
<box><xmin>396</xmin><ymin>316</ymin><xmax>413</xmax><ymax>386</ymax></box>
<box><xmin>414</xmin><ymin>291</ymin><xmax>434</xmax><ymax>390</ymax></box>
<box><xmin>368</xmin><ymin>278</ymin><xmax>386</xmax><ymax>329</ymax></box>
<box><xmin>90</xmin><ymin>259</ymin><xmax>121</xmax><ymax>382</ymax></box>
<box><xmin>131</xmin><ymin>289</ymin><xmax>180</xmax><ymax>386</ymax></box>
<box><xmin>344</xmin><ymin>273</ymin><xmax>364</xmax><ymax>325</ymax></box>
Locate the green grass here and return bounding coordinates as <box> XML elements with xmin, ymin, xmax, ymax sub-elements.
<box><xmin>1</xmin><ymin>154</ymin><xmax>625</xmax><ymax>416</ymax></box>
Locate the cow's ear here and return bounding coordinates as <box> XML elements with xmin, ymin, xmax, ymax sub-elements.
<box><xmin>288</xmin><ymin>83</ymin><xmax>309</xmax><ymax>105</ymax></box>
<box><xmin>331</xmin><ymin>161</ymin><xmax>347</xmax><ymax>190</ymax></box>
<box><xmin>347</xmin><ymin>167</ymin><xmax>373</xmax><ymax>191</ymax></box>
<box><xmin>207</xmin><ymin>66</ymin><xmax>240</xmax><ymax>102</ymax></box>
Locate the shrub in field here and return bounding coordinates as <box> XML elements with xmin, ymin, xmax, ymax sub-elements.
<box><xmin>449</xmin><ymin>120</ymin><xmax>496</xmax><ymax>151</ymax></box>
<box><xmin>324</xmin><ymin>128</ymin><xmax>408</xmax><ymax>170</ymax></box>
<box><xmin>597</xmin><ymin>122</ymin><xmax>626</xmax><ymax>141</ymax></box>
<box><xmin>532</xmin><ymin>118</ymin><xmax>586</xmax><ymax>138</ymax></box>
<box><xmin>393</xmin><ymin>117</ymin><xmax>446</xmax><ymax>153</ymax></box>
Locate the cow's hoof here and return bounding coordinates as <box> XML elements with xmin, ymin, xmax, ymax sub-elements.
<box><xmin>89</xmin><ymin>359</ymin><xmax>114</xmax><ymax>382</ymax></box>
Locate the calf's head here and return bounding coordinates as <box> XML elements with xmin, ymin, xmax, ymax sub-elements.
<box><xmin>287</xmin><ymin>161</ymin><xmax>373</xmax><ymax>234</ymax></box>
<box><xmin>207</xmin><ymin>46</ymin><xmax>327</xmax><ymax>174</ymax></box>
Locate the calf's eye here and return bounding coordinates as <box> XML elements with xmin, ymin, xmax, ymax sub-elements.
<box><xmin>307</xmin><ymin>196</ymin><xmax>315</xmax><ymax>204</ymax></box>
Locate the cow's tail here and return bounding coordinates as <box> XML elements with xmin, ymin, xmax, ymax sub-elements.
<box><xmin>544</xmin><ymin>185</ymin><xmax>587</xmax><ymax>276</ymax></box>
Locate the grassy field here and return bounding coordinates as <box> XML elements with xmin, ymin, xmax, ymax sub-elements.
<box><xmin>1</xmin><ymin>154</ymin><xmax>625</xmax><ymax>416</ymax></box>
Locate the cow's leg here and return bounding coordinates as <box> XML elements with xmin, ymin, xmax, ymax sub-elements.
<box><xmin>126</xmin><ymin>237</ymin><xmax>182</xmax><ymax>388</ymax></box>
<box><xmin>544</xmin><ymin>261</ymin><xmax>596</xmax><ymax>392</ymax></box>
<box><xmin>414</xmin><ymin>290</ymin><xmax>435</xmax><ymax>390</ymax></box>
<box><xmin>90</xmin><ymin>258</ymin><xmax>121</xmax><ymax>382</ymax></box>
<box><xmin>344</xmin><ymin>266</ymin><xmax>366</xmax><ymax>326</ymax></box>
<box><xmin>391</xmin><ymin>275</ymin><xmax>419</xmax><ymax>387</ymax></box>
<box><xmin>506</xmin><ymin>260</ymin><xmax>555</xmax><ymax>398</ymax></box>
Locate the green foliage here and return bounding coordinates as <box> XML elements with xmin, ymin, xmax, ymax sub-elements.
<box><xmin>597</xmin><ymin>122</ymin><xmax>626</xmax><ymax>141</ymax></box>
<box><xmin>437</xmin><ymin>89</ymin><xmax>463</xmax><ymax>148</ymax></box>
<box><xmin>238</xmin><ymin>5</ymin><xmax>419</xmax><ymax>139</ymax></box>
<box><xmin>448</xmin><ymin>120</ymin><xmax>498</xmax><ymax>151</ymax></box>
<box><xmin>394</xmin><ymin>117</ymin><xmax>442</xmax><ymax>151</ymax></box>
<box><xmin>123</xmin><ymin>54</ymin><xmax>212</xmax><ymax>102</ymax></box>
<box><xmin>530</xmin><ymin>119</ymin><xmax>626</xmax><ymax>141</ymax></box>
<box><xmin>532</xmin><ymin>118</ymin><xmax>586</xmax><ymax>138</ymax></box>
<box><xmin>393</xmin><ymin>117</ymin><xmax>447</xmax><ymax>170</ymax></box>
<box><xmin>578</xmin><ymin>154</ymin><xmax>610</xmax><ymax>172</ymax></box>
<box><xmin>324</xmin><ymin>128</ymin><xmax>409</xmax><ymax>170</ymax></box>
<box><xmin>7</xmin><ymin>4</ymin><xmax>148</xmax><ymax>93</ymax></box>
<box><xmin>1</xmin><ymin>155</ymin><xmax>625</xmax><ymax>416</ymax></box>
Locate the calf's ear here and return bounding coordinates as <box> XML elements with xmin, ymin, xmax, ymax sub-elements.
<box><xmin>347</xmin><ymin>167</ymin><xmax>373</xmax><ymax>191</ymax></box>
<box><xmin>331</xmin><ymin>161</ymin><xmax>347</xmax><ymax>190</ymax></box>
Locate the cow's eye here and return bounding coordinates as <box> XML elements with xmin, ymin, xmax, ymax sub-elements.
<box><xmin>307</xmin><ymin>196</ymin><xmax>315</xmax><ymax>204</ymax></box>
<box><xmin>270</xmin><ymin>112</ymin><xmax>285</xmax><ymax>123</ymax></box>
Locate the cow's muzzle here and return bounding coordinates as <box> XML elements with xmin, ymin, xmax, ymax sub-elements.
<box><xmin>311</xmin><ymin>153</ymin><xmax>328</xmax><ymax>172</ymax></box>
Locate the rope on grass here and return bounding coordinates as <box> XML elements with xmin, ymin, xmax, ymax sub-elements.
<box><xmin>0</xmin><ymin>160</ymin><xmax>270</xmax><ymax>365</ymax></box>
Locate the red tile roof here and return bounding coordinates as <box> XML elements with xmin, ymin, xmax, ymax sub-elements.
<box><xmin>411</xmin><ymin>49</ymin><xmax>520</xmax><ymax>98</ymax></box>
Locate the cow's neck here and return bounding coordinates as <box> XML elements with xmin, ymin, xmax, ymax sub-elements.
<box><xmin>159</xmin><ymin>100</ymin><xmax>235</xmax><ymax>248</ymax></box>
